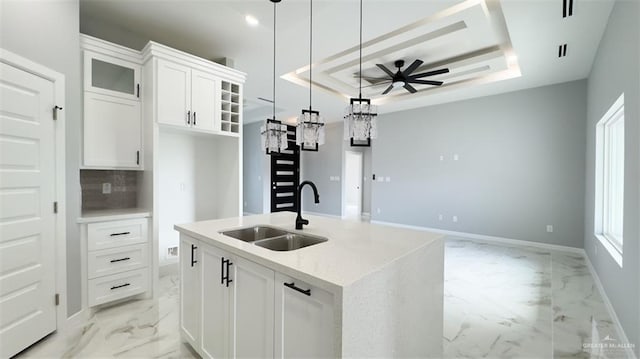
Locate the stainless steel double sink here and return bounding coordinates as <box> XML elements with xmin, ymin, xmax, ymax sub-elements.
<box><xmin>220</xmin><ymin>225</ymin><xmax>328</xmax><ymax>251</ymax></box>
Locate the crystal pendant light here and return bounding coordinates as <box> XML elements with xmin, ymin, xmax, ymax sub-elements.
<box><xmin>344</xmin><ymin>0</ymin><xmax>378</xmax><ymax>147</ymax></box>
<box><xmin>261</xmin><ymin>0</ymin><xmax>288</xmax><ymax>155</ymax></box>
<box><xmin>296</xmin><ymin>0</ymin><xmax>325</xmax><ymax>151</ymax></box>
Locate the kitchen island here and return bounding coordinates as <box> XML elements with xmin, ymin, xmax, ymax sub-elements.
<box><xmin>174</xmin><ymin>212</ymin><xmax>444</xmax><ymax>358</ymax></box>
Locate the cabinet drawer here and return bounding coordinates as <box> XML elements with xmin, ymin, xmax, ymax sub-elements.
<box><xmin>88</xmin><ymin>244</ymin><xmax>148</xmax><ymax>279</ymax></box>
<box><xmin>88</xmin><ymin>218</ymin><xmax>148</xmax><ymax>251</ymax></box>
<box><xmin>88</xmin><ymin>268</ymin><xmax>148</xmax><ymax>307</ymax></box>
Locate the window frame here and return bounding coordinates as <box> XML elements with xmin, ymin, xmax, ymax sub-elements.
<box><xmin>594</xmin><ymin>94</ymin><xmax>624</xmax><ymax>267</ymax></box>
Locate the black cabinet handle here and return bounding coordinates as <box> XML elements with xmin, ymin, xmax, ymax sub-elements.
<box><xmin>110</xmin><ymin>232</ymin><xmax>130</xmax><ymax>237</ymax></box>
<box><xmin>193</xmin><ymin>111</ymin><xmax>197</xmax><ymax>125</ymax></box>
<box><xmin>136</xmin><ymin>150</ymin><xmax>140</xmax><ymax>165</ymax></box>
<box><xmin>110</xmin><ymin>283</ymin><xmax>130</xmax><ymax>290</ymax></box>
<box><xmin>136</xmin><ymin>83</ymin><xmax>140</xmax><ymax>98</ymax></box>
<box><xmin>284</xmin><ymin>282</ymin><xmax>311</xmax><ymax>296</ymax></box>
<box><xmin>221</xmin><ymin>257</ymin><xmax>233</xmax><ymax>287</ymax></box>
<box><xmin>187</xmin><ymin>110</ymin><xmax>191</xmax><ymax>125</ymax></box>
<box><xmin>110</xmin><ymin>257</ymin><xmax>130</xmax><ymax>263</ymax></box>
<box><xmin>191</xmin><ymin>244</ymin><xmax>198</xmax><ymax>267</ymax></box>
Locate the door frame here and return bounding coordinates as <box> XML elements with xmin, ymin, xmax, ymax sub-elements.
<box><xmin>341</xmin><ymin>150</ymin><xmax>363</xmax><ymax>219</ymax></box>
<box><xmin>0</xmin><ymin>49</ymin><xmax>68</xmax><ymax>328</ymax></box>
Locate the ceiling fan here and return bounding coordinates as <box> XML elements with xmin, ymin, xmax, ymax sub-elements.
<box><xmin>360</xmin><ymin>59</ymin><xmax>450</xmax><ymax>95</ymax></box>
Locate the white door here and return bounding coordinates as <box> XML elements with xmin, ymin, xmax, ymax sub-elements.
<box><xmin>83</xmin><ymin>92</ymin><xmax>141</xmax><ymax>169</ymax></box>
<box><xmin>344</xmin><ymin>151</ymin><xmax>363</xmax><ymax>219</ymax></box>
<box><xmin>0</xmin><ymin>62</ymin><xmax>57</xmax><ymax>358</ymax></box>
<box><xmin>157</xmin><ymin>59</ymin><xmax>191</xmax><ymax>127</ymax></box>
<box><xmin>190</xmin><ymin>69</ymin><xmax>217</xmax><ymax>131</ymax></box>
<box><xmin>179</xmin><ymin>235</ymin><xmax>201</xmax><ymax>349</ymax></box>
<box><xmin>274</xmin><ymin>274</ymin><xmax>335</xmax><ymax>358</ymax></box>
<box><xmin>200</xmin><ymin>243</ymin><xmax>231</xmax><ymax>359</ymax></box>
<box><xmin>231</xmin><ymin>257</ymin><xmax>275</xmax><ymax>359</ymax></box>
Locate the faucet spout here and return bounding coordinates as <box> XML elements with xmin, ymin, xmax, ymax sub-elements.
<box><xmin>296</xmin><ymin>180</ymin><xmax>320</xmax><ymax>230</ymax></box>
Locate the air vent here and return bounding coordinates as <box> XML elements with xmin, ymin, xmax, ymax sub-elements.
<box><xmin>563</xmin><ymin>0</ymin><xmax>574</xmax><ymax>17</ymax></box>
<box><xmin>558</xmin><ymin>44</ymin><xmax>568</xmax><ymax>57</ymax></box>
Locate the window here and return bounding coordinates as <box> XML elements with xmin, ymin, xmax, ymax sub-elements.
<box><xmin>594</xmin><ymin>94</ymin><xmax>624</xmax><ymax>267</ymax></box>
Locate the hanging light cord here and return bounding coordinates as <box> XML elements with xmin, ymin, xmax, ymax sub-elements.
<box><xmin>272</xmin><ymin>0</ymin><xmax>277</xmax><ymax>121</ymax></box>
<box><xmin>309</xmin><ymin>0</ymin><xmax>313</xmax><ymax>111</ymax></box>
<box><xmin>358</xmin><ymin>0</ymin><xmax>363</xmax><ymax>99</ymax></box>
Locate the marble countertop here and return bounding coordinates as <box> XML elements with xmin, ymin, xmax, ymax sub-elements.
<box><xmin>174</xmin><ymin>212</ymin><xmax>443</xmax><ymax>291</ymax></box>
<box><xmin>78</xmin><ymin>208</ymin><xmax>152</xmax><ymax>223</ymax></box>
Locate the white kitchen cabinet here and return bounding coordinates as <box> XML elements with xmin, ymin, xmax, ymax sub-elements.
<box><xmin>82</xmin><ymin>35</ymin><xmax>143</xmax><ymax>170</ymax></box>
<box><xmin>83</xmin><ymin>217</ymin><xmax>151</xmax><ymax>308</ymax></box>
<box><xmin>180</xmin><ymin>235</ymin><xmax>275</xmax><ymax>359</ymax></box>
<box><xmin>83</xmin><ymin>92</ymin><xmax>142</xmax><ymax>169</ymax></box>
<box><xmin>274</xmin><ymin>273</ymin><xmax>335</xmax><ymax>359</ymax></box>
<box><xmin>157</xmin><ymin>59</ymin><xmax>218</xmax><ymax>131</ymax></box>
<box><xmin>179</xmin><ymin>235</ymin><xmax>201</xmax><ymax>349</ymax></box>
<box><xmin>84</xmin><ymin>50</ymin><xmax>140</xmax><ymax>101</ymax></box>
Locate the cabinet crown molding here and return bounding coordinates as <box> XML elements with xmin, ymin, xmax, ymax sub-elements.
<box><xmin>80</xmin><ymin>34</ymin><xmax>143</xmax><ymax>64</ymax></box>
<box><xmin>142</xmin><ymin>41</ymin><xmax>246</xmax><ymax>84</ymax></box>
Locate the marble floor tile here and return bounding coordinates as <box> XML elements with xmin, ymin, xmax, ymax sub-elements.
<box><xmin>16</xmin><ymin>237</ymin><xmax>627</xmax><ymax>358</ymax></box>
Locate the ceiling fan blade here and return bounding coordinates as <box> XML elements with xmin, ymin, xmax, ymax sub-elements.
<box><xmin>376</xmin><ymin>63</ymin><xmax>395</xmax><ymax>77</ymax></box>
<box><xmin>411</xmin><ymin>68</ymin><xmax>450</xmax><ymax>79</ymax></box>
<box><xmin>404</xmin><ymin>83</ymin><xmax>417</xmax><ymax>93</ymax></box>
<box><xmin>362</xmin><ymin>81</ymin><xmax>392</xmax><ymax>88</ymax></box>
<box><xmin>355</xmin><ymin>76</ymin><xmax>389</xmax><ymax>81</ymax></box>
<box><xmin>382</xmin><ymin>84</ymin><xmax>394</xmax><ymax>95</ymax></box>
<box><xmin>409</xmin><ymin>79</ymin><xmax>444</xmax><ymax>86</ymax></box>
<box><xmin>403</xmin><ymin>59</ymin><xmax>424</xmax><ymax>76</ymax></box>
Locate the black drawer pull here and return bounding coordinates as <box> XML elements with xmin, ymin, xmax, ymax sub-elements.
<box><xmin>191</xmin><ymin>244</ymin><xmax>198</xmax><ymax>267</ymax></box>
<box><xmin>110</xmin><ymin>283</ymin><xmax>130</xmax><ymax>290</ymax></box>
<box><xmin>110</xmin><ymin>232</ymin><xmax>131</xmax><ymax>237</ymax></box>
<box><xmin>110</xmin><ymin>257</ymin><xmax>131</xmax><ymax>263</ymax></box>
<box><xmin>284</xmin><ymin>282</ymin><xmax>311</xmax><ymax>296</ymax></box>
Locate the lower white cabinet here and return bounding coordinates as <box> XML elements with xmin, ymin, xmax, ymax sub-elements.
<box><xmin>180</xmin><ymin>235</ymin><xmax>276</xmax><ymax>359</ymax></box>
<box><xmin>274</xmin><ymin>273</ymin><xmax>335</xmax><ymax>358</ymax></box>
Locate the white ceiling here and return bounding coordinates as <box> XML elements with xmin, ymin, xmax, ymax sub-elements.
<box><xmin>80</xmin><ymin>0</ymin><xmax>615</xmax><ymax>124</ymax></box>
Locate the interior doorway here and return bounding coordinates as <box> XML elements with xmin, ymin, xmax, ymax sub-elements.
<box><xmin>343</xmin><ymin>151</ymin><xmax>363</xmax><ymax>220</ymax></box>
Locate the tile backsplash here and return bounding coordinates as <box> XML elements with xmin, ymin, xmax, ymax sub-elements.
<box><xmin>81</xmin><ymin>170</ymin><xmax>138</xmax><ymax>211</ymax></box>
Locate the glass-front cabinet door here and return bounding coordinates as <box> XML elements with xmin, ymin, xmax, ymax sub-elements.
<box><xmin>84</xmin><ymin>50</ymin><xmax>141</xmax><ymax>101</ymax></box>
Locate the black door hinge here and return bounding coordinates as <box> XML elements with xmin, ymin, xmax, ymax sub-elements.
<box><xmin>55</xmin><ymin>293</ymin><xmax>59</xmax><ymax>306</ymax></box>
<box><xmin>53</xmin><ymin>201</ymin><xmax>58</xmax><ymax>214</ymax></box>
<box><xmin>53</xmin><ymin>106</ymin><xmax>63</xmax><ymax>120</ymax></box>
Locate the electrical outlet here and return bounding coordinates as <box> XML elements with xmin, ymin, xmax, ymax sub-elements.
<box><xmin>546</xmin><ymin>225</ymin><xmax>554</xmax><ymax>233</ymax></box>
<box><xmin>438</xmin><ymin>214</ymin><xmax>443</xmax><ymax>221</ymax></box>
<box><xmin>377</xmin><ymin>208</ymin><xmax>381</xmax><ymax>214</ymax></box>
<box><xmin>180</xmin><ymin>183</ymin><xmax>186</xmax><ymax>191</ymax></box>
<box><xmin>102</xmin><ymin>183</ymin><xmax>111</xmax><ymax>194</ymax></box>
<box><xmin>453</xmin><ymin>154</ymin><xmax>459</xmax><ymax>161</ymax></box>
<box><xmin>439</xmin><ymin>155</ymin><xmax>444</xmax><ymax>161</ymax></box>
<box><xmin>167</xmin><ymin>246</ymin><xmax>178</xmax><ymax>257</ymax></box>
<box><xmin>385</xmin><ymin>177</ymin><xmax>391</xmax><ymax>182</ymax></box>
<box><xmin>452</xmin><ymin>215</ymin><xmax>458</xmax><ymax>223</ymax></box>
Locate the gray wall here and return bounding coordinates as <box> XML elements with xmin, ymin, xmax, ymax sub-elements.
<box><xmin>584</xmin><ymin>0</ymin><xmax>639</xmax><ymax>355</ymax></box>
<box><xmin>371</xmin><ymin>80</ymin><xmax>587</xmax><ymax>248</ymax></box>
<box><xmin>302</xmin><ymin>122</ymin><xmax>344</xmax><ymax>216</ymax></box>
<box><xmin>0</xmin><ymin>0</ymin><xmax>83</xmax><ymax>315</ymax></box>
<box><xmin>243</xmin><ymin>121</ymin><xmax>265</xmax><ymax>214</ymax></box>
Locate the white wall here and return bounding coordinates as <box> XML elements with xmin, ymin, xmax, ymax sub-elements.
<box><xmin>585</xmin><ymin>0</ymin><xmax>639</xmax><ymax>355</ymax></box>
<box><xmin>0</xmin><ymin>0</ymin><xmax>83</xmax><ymax>316</ymax></box>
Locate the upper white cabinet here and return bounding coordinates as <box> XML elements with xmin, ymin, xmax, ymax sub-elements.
<box><xmin>157</xmin><ymin>60</ymin><xmax>217</xmax><ymax>131</ymax></box>
<box><xmin>143</xmin><ymin>41</ymin><xmax>245</xmax><ymax>137</ymax></box>
<box><xmin>81</xmin><ymin>35</ymin><xmax>143</xmax><ymax>170</ymax></box>
<box><xmin>84</xmin><ymin>50</ymin><xmax>141</xmax><ymax>101</ymax></box>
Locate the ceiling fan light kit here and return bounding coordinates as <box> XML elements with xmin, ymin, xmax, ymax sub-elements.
<box><xmin>261</xmin><ymin>0</ymin><xmax>289</xmax><ymax>155</ymax></box>
<box><xmin>296</xmin><ymin>0</ymin><xmax>325</xmax><ymax>152</ymax></box>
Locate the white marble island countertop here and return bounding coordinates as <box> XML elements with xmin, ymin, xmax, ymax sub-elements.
<box><xmin>174</xmin><ymin>212</ymin><xmax>443</xmax><ymax>292</ymax></box>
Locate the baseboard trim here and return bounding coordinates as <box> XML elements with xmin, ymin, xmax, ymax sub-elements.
<box><xmin>63</xmin><ymin>309</ymin><xmax>89</xmax><ymax>333</ymax></box>
<box><xmin>303</xmin><ymin>211</ymin><xmax>343</xmax><ymax>219</ymax></box>
<box><xmin>370</xmin><ymin>220</ymin><xmax>583</xmax><ymax>254</ymax></box>
<box><xmin>159</xmin><ymin>262</ymin><xmax>179</xmax><ymax>277</ymax></box>
<box><xmin>583</xmin><ymin>254</ymin><xmax>637</xmax><ymax>359</ymax></box>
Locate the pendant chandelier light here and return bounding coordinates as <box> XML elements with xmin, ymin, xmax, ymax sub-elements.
<box><xmin>296</xmin><ymin>0</ymin><xmax>325</xmax><ymax>151</ymax></box>
<box><xmin>261</xmin><ymin>0</ymin><xmax>288</xmax><ymax>155</ymax></box>
<box><xmin>344</xmin><ymin>0</ymin><xmax>378</xmax><ymax>147</ymax></box>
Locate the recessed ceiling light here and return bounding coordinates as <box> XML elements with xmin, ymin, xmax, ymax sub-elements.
<box><xmin>245</xmin><ymin>15</ymin><xmax>259</xmax><ymax>27</ymax></box>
